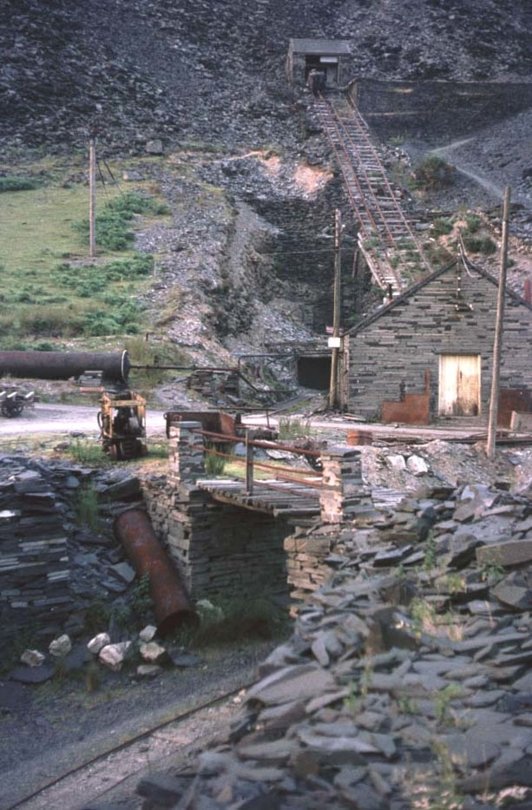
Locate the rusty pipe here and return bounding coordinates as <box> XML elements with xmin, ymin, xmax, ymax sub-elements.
<box><xmin>0</xmin><ymin>350</ymin><xmax>130</xmax><ymax>384</ymax></box>
<box><xmin>114</xmin><ymin>509</ymin><xmax>198</xmax><ymax>636</ymax></box>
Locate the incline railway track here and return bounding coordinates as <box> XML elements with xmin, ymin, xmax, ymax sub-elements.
<box><xmin>3</xmin><ymin>679</ymin><xmax>256</xmax><ymax>810</ymax></box>
<box><xmin>314</xmin><ymin>94</ymin><xmax>432</xmax><ymax>295</ymax></box>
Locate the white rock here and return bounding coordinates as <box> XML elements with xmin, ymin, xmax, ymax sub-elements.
<box><xmin>196</xmin><ymin>599</ymin><xmax>224</xmax><ymax>622</ymax></box>
<box><xmin>48</xmin><ymin>634</ymin><xmax>72</xmax><ymax>658</ymax></box>
<box><xmin>406</xmin><ymin>455</ymin><xmax>429</xmax><ymax>476</ymax></box>
<box><xmin>140</xmin><ymin>641</ymin><xmax>166</xmax><ymax>663</ymax></box>
<box><xmin>99</xmin><ymin>641</ymin><xmax>131</xmax><ymax>672</ymax></box>
<box><xmin>136</xmin><ymin>664</ymin><xmax>162</xmax><ymax>679</ymax></box>
<box><xmin>20</xmin><ymin>649</ymin><xmax>45</xmax><ymax>667</ymax></box>
<box><xmin>87</xmin><ymin>632</ymin><xmax>111</xmax><ymax>655</ymax></box>
<box><xmin>139</xmin><ymin>624</ymin><xmax>157</xmax><ymax>643</ymax></box>
<box><xmin>387</xmin><ymin>454</ymin><xmax>406</xmax><ymax>471</ymax></box>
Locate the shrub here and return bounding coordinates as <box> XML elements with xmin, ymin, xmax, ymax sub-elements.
<box><xmin>188</xmin><ymin>593</ymin><xmax>287</xmax><ymax>647</ymax></box>
<box><xmin>106</xmin><ymin>191</ymin><xmax>169</xmax><ymax>217</ymax></box>
<box><xmin>0</xmin><ymin>176</ymin><xmax>41</xmax><ymax>192</ymax></box>
<box><xmin>53</xmin><ymin>254</ymin><xmax>154</xmax><ymax>295</ymax></box>
<box><xmin>84</xmin><ymin>599</ymin><xmax>111</xmax><ymax>634</ymax></box>
<box><xmin>424</xmin><ymin>242</ymin><xmax>454</xmax><ymax>267</ymax></box>
<box><xmin>18</xmin><ymin>305</ymin><xmax>86</xmax><ymax>337</ymax></box>
<box><xmin>413</xmin><ymin>156</ymin><xmax>454</xmax><ymax>190</ymax></box>
<box><xmin>80</xmin><ymin>299</ymin><xmax>142</xmax><ymax>336</ymax></box>
<box><xmin>431</xmin><ymin>217</ymin><xmax>454</xmax><ymax>237</ymax></box>
<box><xmin>74</xmin><ymin>192</ymin><xmax>168</xmax><ymax>251</ymax></box>
<box><xmin>462</xmin><ymin>234</ymin><xmax>497</xmax><ymax>255</ymax></box>
<box><xmin>130</xmin><ymin>573</ymin><xmax>154</xmax><ymax>620</ymax></box>
<box><xmin>464</xmin><ymin>213</ymin><xmax>482</xmax><ymax>233</ymax></box>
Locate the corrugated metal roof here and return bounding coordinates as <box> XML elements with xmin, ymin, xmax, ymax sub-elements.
<box><xmin>289</xmin><ymin>38</ymin><xmax>351</xmax><ymax>55</ymax></box>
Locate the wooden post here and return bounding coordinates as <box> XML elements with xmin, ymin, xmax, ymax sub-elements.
<box><xmin>486</xmin><ymin>186</ymin><xmax>511</xmax><ymax>459</ymax></box>
<box><xmin>89</xmin><ymin>134</ymin><xmax>96</xmax><ymax>258</ymax></box>
<box><xmin>328</xmin><ymin>209</ymin><xmax>342</xmax><ymax>410</ymax></box>
<box><xmin>245</xmin><ymin>429</ymin><xmax>254</xmax><ymax>495</ymax></box>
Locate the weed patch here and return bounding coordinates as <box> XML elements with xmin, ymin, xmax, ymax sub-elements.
<box><xmin>205</xmin><ymin>445</ymin><xmax>227</xmax><ymax>475</ymax></box>
<box><xmin>413</xmin><ymin>156</ymin><xmax>454</xmax><ymax>190</ymax></box>
<box><xmin>171</xmin><ymin>593</ymin><xmax>288</xmax><ymax>649</ymax></box>
<box><xmin>462</xmin><ymin>234</ymin><xmax>497</xmax><ymax>255</ymax></box>
<box><xmin>0</xmin><ymin>176</ymin><xmax>41</xmax><ymax>192</ymax></box>
<box><xmin>74</xmin><ymin>192</ymin><xmax>169</xmax><ymax>251</ymax></box>
<box><xmin>68</xmin><ymin>439</ymin><xmax>107</xmax><ymax>466</ymax></box>
<box><xmin>431</xmin><ymin>217</ymin><xmax>454</xmax><ymax>236</ymax></box>
<box><xmin>75</xmin><ymin>483</ymin><xmax>101</xmax><ymax>531</ymax></box>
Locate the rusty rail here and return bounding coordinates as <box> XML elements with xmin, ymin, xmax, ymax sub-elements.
<box><xmin>314</xmin><ymin>93</ymin><xmax>432</xmax><ymax>293</ymax></box>
<box><xmin>197</xmin><ymin>427</ymin><xmax>323</xmax><ymax>496</ymax></box>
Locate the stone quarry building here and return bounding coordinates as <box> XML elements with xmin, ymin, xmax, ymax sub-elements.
<box><xmin>286</xmin><ymin>38</ymin><xmax>351</xmax><ymax>88</ymax></box>
<box><xmin>345</xmin><ymin>258</ymin><xmax>532</xmax><ymax>424</ymax></box>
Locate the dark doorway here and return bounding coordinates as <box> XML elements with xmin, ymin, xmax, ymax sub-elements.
<box><xmin>304</xmin><ymin>55</ymin><xmax>322</xmax><ymax>80</ymax></box>
<box><xmin>297</xmin><ymin>355</ymin><xmax>331</xmax><ymax>390</ymax></box>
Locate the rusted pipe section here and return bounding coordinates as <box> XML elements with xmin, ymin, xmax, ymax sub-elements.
<box><xmin>0</xmin><ymin>350</ymin><xmax>130</xmax><ymax>384</ymax></box>
<box><xmin>114</xmin><ymin>509</ymin><xmax>198</xmax><ymax>636</ymax></box>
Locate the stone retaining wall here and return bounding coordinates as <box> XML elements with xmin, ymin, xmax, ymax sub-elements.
<box><xmin>349</xmin><ymin>78</ymin><xmax>532</xmax><ymax>142</ymax></box>
<box><xmin>143</xmin><ymin>476</ymin><xmax>291</xmax><ymax>604</ymax></box>
<box><xmin>144</xmin><ymin>428</ymin><xmax>375</xmax><ymax>606</ymax></box>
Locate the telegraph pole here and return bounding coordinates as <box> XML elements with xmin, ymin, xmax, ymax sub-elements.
<box><xmin>89</xmin><ymin>130</ymin><xmax>97</xmax><ymax>258</ymax></box>
<box><xmin>328</xmin><ymin>209</ymin><xmax>342</xmax><ymax>410</ymax></box>
<box><xmin>486</xmin><ymin>186</ymin><xmax>511</xmax><ymax>459</ymax></box>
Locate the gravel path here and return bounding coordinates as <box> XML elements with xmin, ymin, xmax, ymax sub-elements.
<box><xmin>0</xmin><ymin>640</ymin><xmax>277</xmax><ymax>810</ymax></box>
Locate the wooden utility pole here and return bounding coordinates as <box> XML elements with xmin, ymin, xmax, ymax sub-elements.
<box><xmin>328</xmin><ymin>209</ymin><xmax>342</xmax><ymax>410</ymax></box>
<box><xmin>486</xmin><ymin>186</ymin><xmax>511</xmax><ymax>459</ymax></box>
<box><xmin>89</xmin><ymin>133</ymin><xmax>97</xmax><ymax>258</ymax></box>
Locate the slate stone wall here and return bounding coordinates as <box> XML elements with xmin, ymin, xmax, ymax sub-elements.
<box><xmin>143</xmin><ymin>479</ymin><xmax>291</xmax><ymax>604</ymax></box>
<box><xmin>347</xmin><ymin>267</ymin><xmax>532</xmax><ymax>419</ymax></box>
<box><xmin>349</xmin><ymin>79</ymin><xmax>532</xmax><ymax>142</ymax></box>
<box><xmin>0</xmin><ymin>473</ymin><xmax>70</xmax><ymax>637</ymax></box>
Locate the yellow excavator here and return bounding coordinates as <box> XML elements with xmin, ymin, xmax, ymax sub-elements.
<box><xmin>98</xmin><ymin>391</ymin><xmax>147</xmax><ymax>460</ymax></box>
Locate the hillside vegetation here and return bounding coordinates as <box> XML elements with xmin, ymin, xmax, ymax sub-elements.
<box><xmin>0</xmin><ymin>157</ymin><xmax>170</xmax><ymax>349</ymax></box>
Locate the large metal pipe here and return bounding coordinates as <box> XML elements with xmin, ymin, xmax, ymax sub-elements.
<box><xmin>114</xmin><ymin>509</ymin><xmax>198</xmax><ymax>636</ymax></box>
<box><xmin>0</xmin><ymin>350</ymin><xmax>130</xmax><ymax>384</ymax></box>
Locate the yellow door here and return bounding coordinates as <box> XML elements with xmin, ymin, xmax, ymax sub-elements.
<box><xmin>438</xmin><ymin>355</ymin><xmax>481</xmax><ymax>416</ymax></box>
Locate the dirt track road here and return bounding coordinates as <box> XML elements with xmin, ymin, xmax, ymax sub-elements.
<box><xmin>0</xmin><ymin>403</ymin><xmax>167</xmax><ymax>439</ymax></box>
<box><xmin>0</xmin><ymin>403</ymin><xmax>491</xmax><ymax>444</ymax></box>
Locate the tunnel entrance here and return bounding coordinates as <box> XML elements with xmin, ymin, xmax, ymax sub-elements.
<box><xmin>297</xmin><ymin>354</ymin><xmax>331</xmax><ymax>390</ymax></box>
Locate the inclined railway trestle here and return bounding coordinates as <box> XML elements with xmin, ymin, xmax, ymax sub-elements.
<box><xmin>314</xmin><ymin>94</ymin><xmax>431</xmax><ymax>295</ymax></box>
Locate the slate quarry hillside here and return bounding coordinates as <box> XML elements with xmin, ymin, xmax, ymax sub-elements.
<box><xmin>2</xmin><ymin>0</ymin><xmax>531</xmax><ymax>153</ymax></box>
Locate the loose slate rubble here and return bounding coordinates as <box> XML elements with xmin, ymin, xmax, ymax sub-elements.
<box><xmin>0</xmin><ymin>455</ymin><xmax>145</xmax><ymax>646</ymax></box>
<box><xmin>146</xmin><ymin>481</ymin><xmax>532</xmax><ymax>809</ymax></box>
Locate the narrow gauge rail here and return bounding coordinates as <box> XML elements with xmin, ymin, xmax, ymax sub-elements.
<box><xmin>314</xmin><ymin>93</ymin><xmax>431</xmax><ymax>293</ymax></box>
<box><xmin>6</xmin><ymin>681</ymin><xmax>255</xmax><ymax>810</ymax></box>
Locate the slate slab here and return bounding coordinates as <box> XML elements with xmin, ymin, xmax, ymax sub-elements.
<box><xmin>477</xmin><ymin>540</ymin><xmax>532</xmax><ymax>567</ymax></box>
<box><xmin>246</xmin><ymin>664</ymin><xmax>335</xmax><ymax>706</ymax></box>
